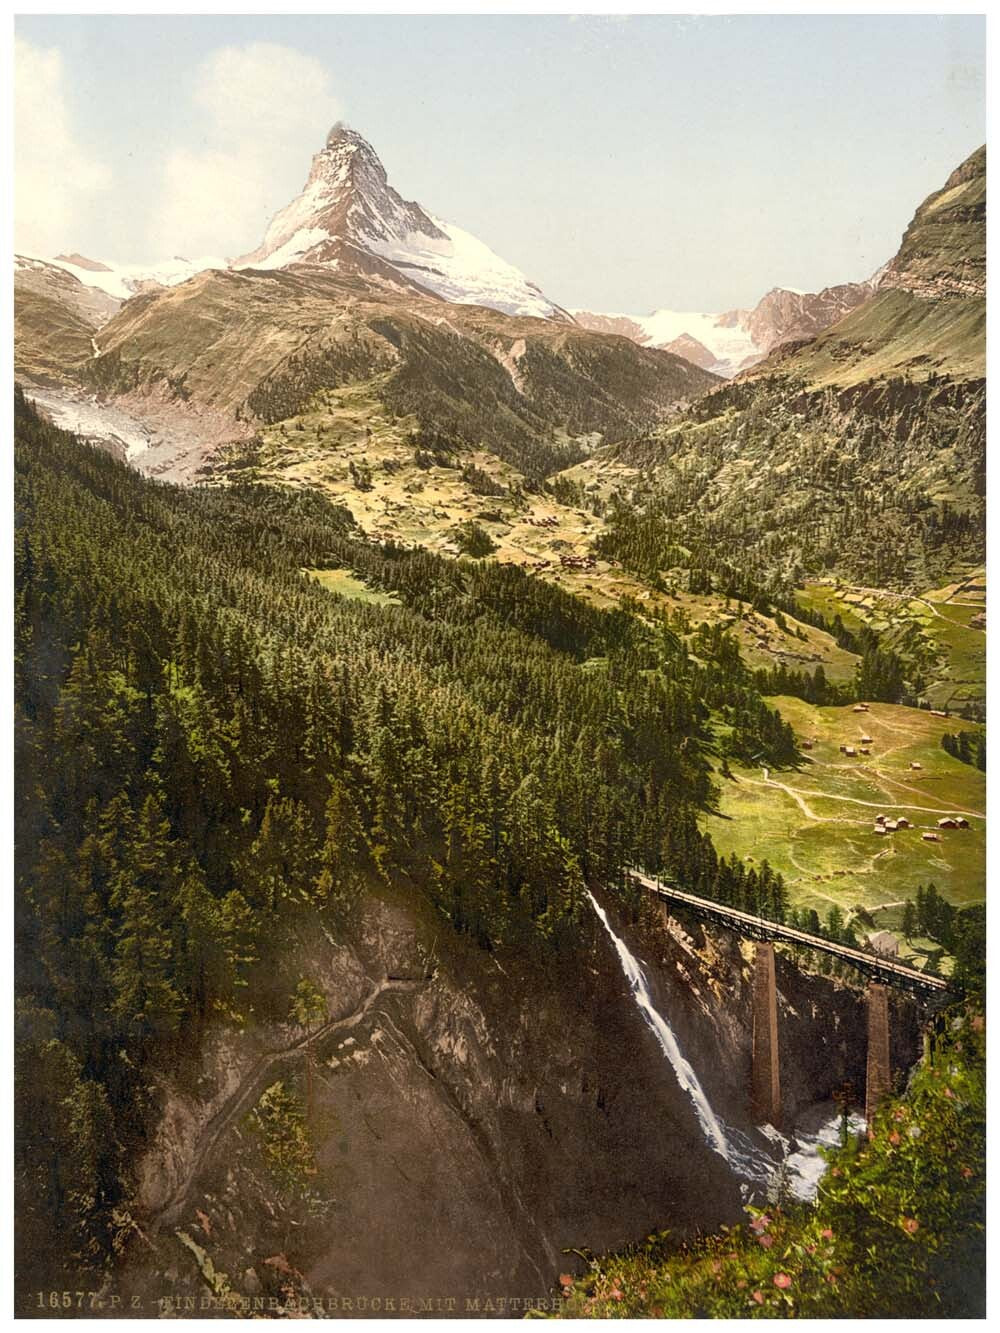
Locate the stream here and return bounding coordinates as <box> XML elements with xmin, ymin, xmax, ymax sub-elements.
<box><xmin>586</xmin><ymin>890</ymin><xmax>863</xmax><ymax>1203</ymax></box>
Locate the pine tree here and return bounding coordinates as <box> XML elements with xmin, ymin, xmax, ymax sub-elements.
<box><xmin>901</xmin><ymin>899</ymin><xmax>917</xmax><ymax>941</ymax></box>
<box><xmin>108</xmin><ymin>795</ymin><xmax>184</xmax><ymax>1046</ymax></box>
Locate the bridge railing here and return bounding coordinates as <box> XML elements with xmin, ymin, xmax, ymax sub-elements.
<box><xmin>630</xmin><ymin>871</ymin><xmax>955</xmax><ymax>997</ymax></box>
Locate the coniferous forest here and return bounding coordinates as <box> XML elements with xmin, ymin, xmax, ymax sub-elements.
<box><xmin>15</xmin><ymin>391</ymin><xmax>799</xmax><ymax>1276</ymax></box>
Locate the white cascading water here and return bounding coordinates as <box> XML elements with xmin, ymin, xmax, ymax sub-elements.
<box><xmin>586</xmin><ymin>889</ymin><xmax>731</xmax><ymax>1158</ymax></box>
<box><xmin>587</xmin><ymin>890</ymin><xmax>851</xmax><ymax>1198</ymax></box>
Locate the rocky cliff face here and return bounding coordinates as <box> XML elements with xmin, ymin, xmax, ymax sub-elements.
<box><xmin>744</xmin><ymin>281</ymin><xmax>876</xmax><ymax>353</ymax></box>
<box><xmin>739</xmin><ymin>145</ymin><xmax>986</xmax><ymax>390</ymax></box>
<box><xmin>877</xmin><ymin>146</ymin><xmax>985</xmax><ymax>301</ymax></box>
<box><xmin>117</xmin><ymin>886</ymin><xmax>916</xmax><ymax>1315</ymax></box>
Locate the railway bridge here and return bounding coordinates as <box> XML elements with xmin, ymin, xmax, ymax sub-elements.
<box><xmin>631</xmin><ymin>871</ymin><xmax>956</xmax><ymax>1127</ymax></box>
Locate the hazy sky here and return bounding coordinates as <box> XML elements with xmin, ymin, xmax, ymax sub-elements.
<box><xmin>15</xmin><ymin>14</ymin><xmax>985</xmax><ymax>312</ymax></box>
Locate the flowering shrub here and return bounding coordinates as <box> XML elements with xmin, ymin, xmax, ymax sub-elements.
<box><xmin>543</xmin><ymin>1005</ymin><xmax>984</xmax><ymax>1319</ymax></box>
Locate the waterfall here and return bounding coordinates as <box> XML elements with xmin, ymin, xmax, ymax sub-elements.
<box><xmin>586</xmin><ymin>889</ymin><xmax>731</xmax><ymax>1159</ymax></box>
<box><xmin>587</xmin><ymin>889</ymin><xmax>847</xmax><ymax>1197</ymax></box>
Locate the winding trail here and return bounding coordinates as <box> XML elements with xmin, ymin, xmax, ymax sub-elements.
<box><xmin>868</xmin><ymin>769</ymin><xmax>985</xmax><ymax>816</ymax></box>
<box><xmin>743</xmin><ymin>775</ymin><xmax>984</xmax><ymax>822</ymax></box>
<box><xmin>834</xmin><ymin>581</ymin><xmax>959</xmax><ymax>625</ymax></box>
<box><xmin>151</xmin><ymin>976</ymin><xmax>425</xmax><ymax>1231</ymax></box>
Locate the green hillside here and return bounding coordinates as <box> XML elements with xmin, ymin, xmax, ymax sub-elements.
<box><xmin>82</xmin><ymin>266</ymin><xmax>717</xmax><ymax>483</ymax></box>
<box><xmin>705</xmin><ymin>698</ymin><xmax>985</xmax><ymax>927</ymax></box>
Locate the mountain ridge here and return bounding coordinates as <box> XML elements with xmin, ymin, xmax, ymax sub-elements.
<box><xmin>737</xmin><ymin>144</ymin><xmax>985</xmax><ymax>390</ymax></box>
<box><xmin>32</xmin><ymin>262</ymin><xmax>712</xmax><ymax>484</ymax></box>
<box><xmin>589</xmin><ymin>144</ymin><xmax>985</xmax><ymax>592</ymax></box>
<box><xmin>573</xmin><ymin>276</ymin><xmax>879</xmax><ymax>378</ymax></box>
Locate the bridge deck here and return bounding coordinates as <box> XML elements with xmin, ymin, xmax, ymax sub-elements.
<box><xmin>632</xmin><ymin>872</ymin><xmax>954</xmax><ymax>997</ymax></box>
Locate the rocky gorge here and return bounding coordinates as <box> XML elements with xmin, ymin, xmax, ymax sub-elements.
<box><xmin>116</xmin><ymin>885</ymin><xmax>918</xmax><ymax>1316</ymax></box>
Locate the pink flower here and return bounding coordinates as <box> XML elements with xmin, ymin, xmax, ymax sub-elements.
<box><xmin>944</xmin><ymin>1087</ymin><xmax>955</xmax><ymax>1098</ymax></box>
<box><xmin>961</xmin><ymin>1165</ymin><xmax>974</xmax><ymax>1179</ymax></box>
<box><xmin>610</xmin><ymin>1287</ymin><xmax>623</xmax><ymax>1302</ymax></box>
<box><xmin>773</xmin><ymin>1273</ymin><xmax>792</xmax><ymax>1290</ymax></box>
<box><xmin>901</xmin><ymin>1217</ymin><xmax>919</xmax><ymax>1235</ymax></box>
<box><xmin>888</xmin><ymin>1131</ymin><xmax>901</xmax><ymax>1146</ymax></box>
<box><xmin>820</xmin><ymin>1228</ymin><xmax>834</xmax><ymax>1240</ymax></box>
<box><xmin>750</xmin><ymin>1214</ymin><xmax>771</xmax><ymax>1234</ymax></box>
<box><xmin>558</xmin><ymin>1275</ymin><xmax>573</xmax><ymax>1289</ymax></box>
<box><xmin>752</xmin><ymin>1290</ymin><xmax>764</xmax><ymax>1304</ymax></box>
<box><xmin>758</xmin><ymin>1234</ymin><xmax>774</xmax><ymax>1249</ymax></box>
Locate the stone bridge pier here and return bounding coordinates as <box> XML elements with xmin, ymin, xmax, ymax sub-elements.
<box><xmin>750</xmin><ymin>945</ymin><xmax>895</xmax><ymax>1128</ymax></box>
<box><xmin>751</xmin><ymin>943</ymin><xmax>781</xmax><ymax>1126</ymax></box>
<box><xmin>864</xmin><ymin>982</ymin><xmax>892</xmax><ymax>1123</ymax></box>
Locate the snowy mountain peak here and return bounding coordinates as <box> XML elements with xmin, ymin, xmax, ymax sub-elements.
<box><xmin>234</xmin><ymin>126</ymin><xmax>570</xmax><ymax>321</ymax></box>
<box><xmin>315</xmin><ymin>123</ymin><xmax>391</xmax><ymax>201</ymax></box>
<box><xmin>325</xmin><ymin>120</ymin><xmax>365</xmax><ymax>149</ymax></box>
<box><xmin>318</xmin><ymin>123</ymin><xmax>402</xmax><ymax>201</ymax></box>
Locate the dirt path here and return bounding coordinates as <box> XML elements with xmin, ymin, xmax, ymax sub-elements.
<box><xmin>836</xmin><ymin>581</ymin><xmax>952</xmax><ymax>624</ymax></box>
<box><xmin>744</xmin><ymin>775</ymin><xmax>984</xmax><ymax>823</ymax></box>
<box><xmin>744</xmin><ymin>776</ymin><xmax>861</xmax><ymax>824</ymax></box>
<box><xmin>868</xmin><ymin>769</ymin><xmax>985</xmax><ymax>817</ymax></box>
<box><xmin>151</xmin><ymin>975</ymin><xmax>425</xmax><ymax>1231</ymax></box>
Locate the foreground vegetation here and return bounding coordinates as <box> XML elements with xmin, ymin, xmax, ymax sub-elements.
<box><xmin>545</xmin><ymin>1004</ymin><xmax>985</xmax><ymax>1319</ymax></box>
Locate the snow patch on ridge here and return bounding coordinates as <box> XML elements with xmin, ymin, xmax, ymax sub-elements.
<box><xmin>368</xmin><ymin>215</ymin><xmax>560</xmax><ymax>319</ymax></box>
<box><xmin>38</xmin><ymin>254</ymin><xmax>228</xmax><ymax>302</ymax></box>
<box><xmin>252</xmin><ymin>227</ymin><xmax>331</xmax><ymax>270</ymax></box>
<box><xmin>573</xmin><ymin>306</ymin><xmax>762</xmax><ymax>377</ymax></box>
<box><xmin>637</xmin><ymin>309</ymin><xmax>760</xmax><ymax>373</ymax></box>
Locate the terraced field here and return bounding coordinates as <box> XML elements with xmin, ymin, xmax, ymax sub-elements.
<box><xmin>705</xmin><ymin>698</ymin><xmax>985</xmax><ymax>926</ymax></box>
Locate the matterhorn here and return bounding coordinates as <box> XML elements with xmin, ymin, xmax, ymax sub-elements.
<box><xmin>235</xmin><ymin>122</ymin><xmax>570</xmax><ymax>320</ymax></box>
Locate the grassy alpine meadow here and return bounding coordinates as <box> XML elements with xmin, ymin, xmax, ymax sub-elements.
<box><xmin>305</xmin><ymin>566</ymin><xmax>402</xmax><ymax>606</ymax></box>
<box><xmin>542</xmin><ymin>1006</ymin><xmax>985</xmax><ymax>1319</ymax></box>
<box><xmin>796</xmin><ymin>573</ymin><xmax>986</xmax><ymax>714</ymax></box>
<box><xmin>704</xmin><ymin>698</ymin><xmax>985</xmax><ymax>930</ymax></box>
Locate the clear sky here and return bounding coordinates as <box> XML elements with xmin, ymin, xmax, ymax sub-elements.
<box><xmin>14</xmin><ymin>14</ymin><xmax>985</xmax><ymax>313</ymax></box>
